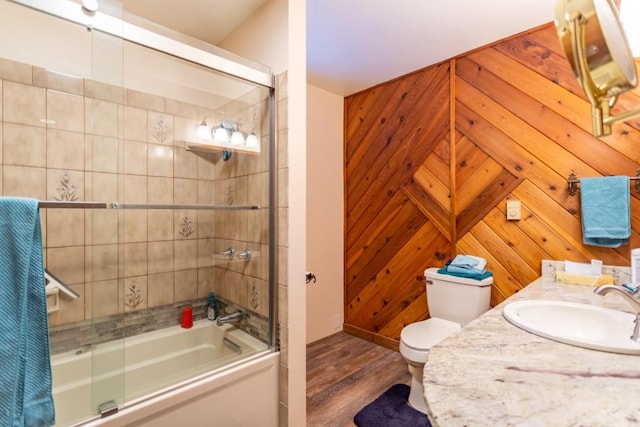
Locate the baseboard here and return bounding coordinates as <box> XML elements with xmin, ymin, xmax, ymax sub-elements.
<box><xmin>343</xmin><ymin>324</ymin><xmax>400</xmax><ymax>352</ymax></box>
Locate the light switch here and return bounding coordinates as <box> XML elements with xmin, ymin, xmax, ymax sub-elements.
<box><xmin>506</xmin><ymin>200</ymin><xmax>521</xmax><ymax>221</ymax></box>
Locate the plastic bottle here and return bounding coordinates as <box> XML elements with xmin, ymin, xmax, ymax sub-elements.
<box><xmin>632</xmin><ymin>248</ymin><xmax>640</xmax><ymax>287</ymax></box>
<box><xmin>207</xmin><ymin>292</ymin><xmax>218</xmax><ymax>321</ymax></box>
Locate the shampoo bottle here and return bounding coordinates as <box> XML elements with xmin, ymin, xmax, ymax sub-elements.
<box><xmin>207</xmin><ymin>292</ymin><xmax>218</xmax><ymax>321</ymax></box>
<box><xmin>632</xmin><ymin>248</ymin><xmax>640</xmax><ymax>287</ymax></box>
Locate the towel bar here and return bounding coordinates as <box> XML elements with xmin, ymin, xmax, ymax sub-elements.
<box><xmin>567</xmin><ymin>170</ymin><xmax>640</xmax><ymax>196</ymax></box>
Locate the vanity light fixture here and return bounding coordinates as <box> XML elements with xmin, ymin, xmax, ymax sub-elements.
<box><xmin>195</xmin><ymin>117</ymin><xmax>259</xmax><ymax>161</ymax></box>
<box><xmin>555</xmin><ymin>0</ymin><xmax>640</xmax><ymax>137</ymax></box>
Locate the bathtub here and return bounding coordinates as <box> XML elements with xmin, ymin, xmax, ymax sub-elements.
<box><xmin>51</xmin><ymin>319</ymin><xmax>277</xmax><ymax>426</ymax></box>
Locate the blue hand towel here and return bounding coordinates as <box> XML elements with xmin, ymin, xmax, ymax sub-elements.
<box><xmin>437</xmin><ymin>267</ymin><xmax>493</xmax><ymax>281</ymax></box>
<box><xmin>580</xmin><ymin>176</ymin><xmax>630</xmax><ymax>248</ymax></box>
<box><xmin>0</xmin><ymin>198</ymin><xmax>55</xmax><ymax>427</ymax></box>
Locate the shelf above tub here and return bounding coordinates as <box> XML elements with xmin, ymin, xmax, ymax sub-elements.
<box><xmin>182</xmin><ymin>140</ymin><xmax>260</xmax><ymax>156</ymax></box>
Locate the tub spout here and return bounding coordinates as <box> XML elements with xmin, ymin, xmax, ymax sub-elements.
<box><xmin>217</xmin><ymin>310</ymin><xmax>243</xmax><ymax>326</ymax></box>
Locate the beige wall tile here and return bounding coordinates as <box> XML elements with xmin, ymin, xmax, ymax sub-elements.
<box><xmin>148</xmin><ymin>112</ymin><xmax>173</xmax><ymax>145</ymax></box>
<box><xmin>86</xmin><ymin>172</ymin><xmax>118</xmax><ymax>203</ymax></box>
<box><xmin>3</xmin><ymin>165</ymin><xmax>46</xmax><ymax>199</ymax></box>
<box><xmin>88</xmin><ymin>210</ymin><xmax>118</xmax><ymax>245</ymax></box>
<box><xmin>123</xmin><ymin>175</ymin><xmax>147</xmax><ymax>204</ymax></box>
<box><xmin>47</xmin><ymin>208</ymin><xmax>84</xmax><ymax>247</ymax></box>
<box><xmin>86</xmin><ymin>135</ymin><xmax>118</xmax><ymax>173</ymax></box>
<box><xmin>172</xmin><ymin>116</ymin><xmax>197</xmax><ymax>147</ymax></box>
<box><xmin>33</xmin><ymin>67</ymin><xmax>83</xmax><ymax>95</ymax></box>
<box><xmin>47</xmin><ymin>169</ymin><xmax>83</xmax><ymax>201</ymax></box>
<box><xmin>124</xmin><ymin>242</ymin><xmax>148</xmax><ymax>277</ymax></box>
<box><xmin>197</xmin><ymin>211</ymin><xmax>215</xmax><ymax>239</ymax></box>
<box><xmin>122</xmin><ymin>276</ymin><xmax>147</xmax><ymax>312</ymax></box>
<box><xmin>174</xmin><ymin>240</ymin><xmax>197</xmax><ymax>271</ymax></box>
<box><xmin>174</xmin><ymin>147</ymin><xmax>198</xmax><ymax>179</ymax></box>
<box><xmin>46</xmin><ymin>90</ymin><xmax>84</xmax><ymax>132</ymax></box>
<box><xmin>148</xmin><ymin>210</ymin><xmax>173</xmax><ymax>241</ymax></box>
<box><xmin>174</xmin><ymin>269</ymin><xmax>197</xmax><ymax>302</ymax></box>
<box><xmin>147</xmin><ymin>272</ymin><xmax>174</xmax><ymax>308</ymax></box>
<box><xmin>197</xmin><ymin>152</ymin><xmax>217</xmax><ymax>181</ymax></box>
<box><xmin>85</xmin><ymin>98</ymin><xmax>118</xmax><ymax>138</ymax></box>
<box><xmin>197</xmin><ymin>180</ymin><xmax>215</xmax><ymax>204</ymax></box>
<box><xmin>126</xmin><ymin>89</ymin><xmax>164</xmax><ymax>112</ymax></box>
<box><xmin>3</xmin><ymin>123</ymin><xmax>46</xmax><ymax>167</ymax></box>
<box><xmin>197</xmin><ymin>267</ymin><xmax>216</xmax><ymax>298</ymax></box>
<box><xmin>88</xmin><ymin>244</ymin><xmax>119</xmax><ymax>282</ymax></box>
<box><xmin>174</xmin><ymin>178</ymin><xmax>197</xmax><ymax>204</ymax></box>
<box><xmin>3</xmin><ymin>81</ymin><xmax>45</xmax><ymax>127</ymax></box>
<box><xmin>0</xmin><ymin>58</ymin><xmax>32</xmax><ymax>84</ymax></box>
<box><xmin>123</xmin><ymin>209</ymin><xmax>147</xmax><ymax>243</ymax></box>
<box><xmin>47</xmin><ymin>246</ymin><xmax>85</xmax><ymax>285</ymax></box>
<box><xmin>147</xmin><ymin>176</ymin><xmax>173</xmax><ymax>204</ymax></box>
<box><xmin>122</xmin><ymin>140</ymin><xmax>147</xmax><ymax>175</ymax></box>
<box><xmin>197</xmin><ymin>238</ymin><xmax>216</xmax><ymax>268</ymax></box>
<box><xmin>47</xmin><ymin>129</ymin><xmax>84</xmax><ymax>170</ymax></box>
<box><xmin>123</xmin><ymin>106</ymin><xmax>147</xmax><ymax>142</ymax></box>
<box><xmin>175</xmin><ymin>210</ymin><xmax>197</xmax><ymax>239</ymax></box>
<box><xmin>147</xmin><ymin>143</ymin><xmax>173</xmax><ymax>177</ymax></box>
<box><xmin>165</xmin><ymin>99</ymin><xmax>198</xmax><ymax>121</ymax></box>
<box><xmin>0</xmin><ymin>80</ymin><xmax>3</xmax><ymax>125</ymax></box>
<box><xmin>85</xmin><ymin>80</ymin><xmax>124</xmax><ymax>104</ymax></box>
<box><xmin>148</xmin><ymin>241</ymin><xmax>174</xmax><ymax>274</ymax></box>
<box><xmin>87</xmin><ymin>280</ymin><xmax>119</xmax><ymax>319</ymax></box>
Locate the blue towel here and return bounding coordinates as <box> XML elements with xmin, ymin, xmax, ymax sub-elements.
<box><xmin>437</xmin><ymin>267</ymin><xmax>493</xmax><ymax>281</ymax></box>
<box><xmin>580</xmin><ymin>176</ymin><xmax>630</xmax><ymax>248</ymax></box>
<box><xmin>0</xmin><ymin>198</ymin><xmax>55</xmax><ymax>427</ymax></box>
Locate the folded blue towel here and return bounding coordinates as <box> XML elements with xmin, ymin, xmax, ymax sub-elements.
<box><xmin>580</xmin><ymin>176</ymin><xmax>630</xmax><ymax>248</ymax></box>
<box><xmin>437</xmin><ymin>267</ymin><xmax>493</xmax><ymax>281</ymax></box>
<box><xmin>0</xmin><ymin>198</ymin><xmax>55</xmax><ymax>426</ymax></box>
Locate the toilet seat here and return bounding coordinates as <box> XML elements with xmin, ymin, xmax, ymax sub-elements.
<box><xmin>399</xmin><ymin>318</ymin><xmax>461</xmax><ymax>364</ymax></box>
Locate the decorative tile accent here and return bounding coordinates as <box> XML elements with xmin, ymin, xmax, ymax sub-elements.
<box><xmin>125</xmin><ymin>279</ymin><xmax>144</xmax><ymax>310</ymax></box>
<box><xmin>55</xmin><ymin>171</ymin><xmax>79</xmax><ymax>201</ymax></box>
<box><xmin>178</xmin><ymin>212</ymin><xmax>194</xmax><ymax>238</ymax></box>
<box><xmin>250</xmin><ymin>280</ymin><xmax>259</xmax><ymax>311</ymax></box>
<box><xmin>225</xmin><ymin>182</ymin><xmax>234</xmax><ymax>205</ymax></box>
<box><xmin>152</xmin><ymin>117</ymin><xmax>170</xmax><ymax>144</ymax></box>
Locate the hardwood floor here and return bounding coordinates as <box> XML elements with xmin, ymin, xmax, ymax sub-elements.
<box><xmin>306</xmin><ymin>332</ymin><xmax>411</xmax><ymax>427</ymax></box>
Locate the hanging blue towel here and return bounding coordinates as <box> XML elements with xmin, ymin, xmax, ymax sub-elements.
<box><xmin>0</xmin><ymin>198</ymin><xmax>55</xmax><ymax>427</ymax></box>
<box><xmin>580</xmin><ymin>176</ymin><xmax>630</xmax><ymax>248</ymax></box>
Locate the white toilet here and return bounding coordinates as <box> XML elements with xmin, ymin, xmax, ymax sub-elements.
<box><xmin>399</xmin><ymin>267</ymin><xmax>493</xmax><ymax>414</ymax></box>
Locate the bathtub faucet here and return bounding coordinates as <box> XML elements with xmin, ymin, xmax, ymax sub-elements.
<box><xmin>217</xmin><ymin>310</ymin><xmax>243</xmax><ymax>326</ymax></box>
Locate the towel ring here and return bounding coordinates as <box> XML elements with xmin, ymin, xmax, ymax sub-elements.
<box><xmin>566</xmin><ymin>169</ymin><xmax>640</xmax><ymax>196</ymax></box>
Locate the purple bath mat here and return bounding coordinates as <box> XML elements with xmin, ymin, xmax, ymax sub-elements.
<box><xmin>353</xmin><ymin>384</ymin><xmax>431</xmax><ymax>427</ymax></box>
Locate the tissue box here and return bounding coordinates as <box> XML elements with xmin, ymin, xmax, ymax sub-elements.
<box><xmin>555</xmin><ymin>271</ymin><xmax>614</xmax><ymax>286</ymax></box>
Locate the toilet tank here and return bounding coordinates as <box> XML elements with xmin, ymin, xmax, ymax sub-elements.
<box><xmin>424</xmin><ymin>268</ymin><xmax>493</xmax><ymax>326</ymax></box>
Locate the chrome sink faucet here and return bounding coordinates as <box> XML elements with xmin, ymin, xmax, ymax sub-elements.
<box><xmin>594</xmin><ymin>284</ymin><xmax>640</xmax><ymax>342</ymax></box>
<box><xmin>217</xmin><ymin>310</ymin><xmax>243</xmax><ymax>326</ymax></box>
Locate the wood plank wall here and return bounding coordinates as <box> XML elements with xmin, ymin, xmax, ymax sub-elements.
<box><xmin>344</xmin><ymin>23</ymin><xmax>640</xmax><ymax>350</ymax></box>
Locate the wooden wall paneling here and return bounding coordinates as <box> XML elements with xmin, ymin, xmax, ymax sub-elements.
<box><xmin>345</xmin><ymin>195</ymin><xmax>428</xmax><ymax>303</ymax></box>
<box><xmin>344</xmin><ymin>23</ymin><xmax>640</xmax><ymax>348</ymax></box>
<box><xmin>402</xmin><ymin>181</ymin><xmax>451</xmax><ymax>238</ymax></box>
<box><xmin>346</xmin><ymin>221</ymin><xmax>442</xmax><ymax>323</ymax></box>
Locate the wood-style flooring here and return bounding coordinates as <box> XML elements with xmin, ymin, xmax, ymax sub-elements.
<box><xmin>306</xmin><ymin>332</ymin><xmax>411</xmax><ymax>427</ymax></box>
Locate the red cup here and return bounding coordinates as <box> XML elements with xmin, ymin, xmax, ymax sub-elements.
<box><xmin>181</xmin><ymin>306</ymin><xmax>193</xmax><ymax>328</ymax></box>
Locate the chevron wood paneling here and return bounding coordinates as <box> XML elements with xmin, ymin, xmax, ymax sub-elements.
<box><xmin>344</xmin><ymin>24</ymin><xmax>640</xmax><ymax>350</ymax></box>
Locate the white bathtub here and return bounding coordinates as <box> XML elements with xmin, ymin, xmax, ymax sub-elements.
<box><xmin>51</xmin><ymin>319</ymin><xmax>276</xmax><ymax>426</ymax></box>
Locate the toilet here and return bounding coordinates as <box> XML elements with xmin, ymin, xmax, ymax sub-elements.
<box><xmin>399</xmin><ymin>267</ymin><xmax>493</xmax><ymax>414</ymax></box>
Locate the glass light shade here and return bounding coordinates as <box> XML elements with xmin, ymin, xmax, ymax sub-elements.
<box><xmin>245</xmin><ymin>132</ymin><xmax>259</xmax><ymax>148</ymax></box>
<box><xmin>620</xmin><ymin>0</ymin><xmax>640</xmax><ymax>57</ymax></box>
<box><xmin>213</xmin><ymin>126</ymin><xmax>229</xmax><ymax>143</ymax></box>
<box><xmin>230</xmin><ymin>130</ymin><xmax>245</xmax><ymax>145</ymax></box>
<box><xmin>196</xmin><ymin>122</ymin><xmax>211</xmax><ymax>140</ymax></box>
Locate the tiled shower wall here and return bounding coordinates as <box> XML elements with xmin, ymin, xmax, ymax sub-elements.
<box><xmin>0</xmin><ymin>56</ymin><xmax>271</xmax><ymax>343</ymax></box>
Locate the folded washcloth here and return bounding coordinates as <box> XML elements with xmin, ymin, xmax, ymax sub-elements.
<box><xmin>0</xmin><ymin>197</ymin><xmax>55</xmax><ymax>427</ymax></box>
<box><xmin>580</xmin><ymin>176</ymin><xmax>630</xmax><ymax>248</ymax></box>
<box><xmin>437</xmin><ymin>267</ymin><xmax>493</xmax><ymax>281</ymax></box>
<box><xmin>449</xmin><ymin>255</ymin><xmax>487</xmax><ymax>271</ymax></box>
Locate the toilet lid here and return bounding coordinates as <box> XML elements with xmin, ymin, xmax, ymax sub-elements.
<box><xmin>400</xmin><ymin>318</ymin><xmax>461</xmax><ymax>350</ymax></box>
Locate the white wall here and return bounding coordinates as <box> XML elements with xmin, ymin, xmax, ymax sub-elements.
<box><xmin>306</xmin><ymin>84</ymin><xmax>344</xmax><ymax>344</ymax></box>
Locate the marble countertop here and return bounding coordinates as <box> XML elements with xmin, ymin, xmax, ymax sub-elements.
<box><xmin>423</xmin><ymin>261</ymin><xmax>640</xmax><ymax>427</ymax></box>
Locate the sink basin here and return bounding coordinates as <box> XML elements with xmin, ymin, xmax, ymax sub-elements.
<box><xmin>503</xmin><ymin>300</ymin><xmax>640</xmax><ymax>355</ymax></box>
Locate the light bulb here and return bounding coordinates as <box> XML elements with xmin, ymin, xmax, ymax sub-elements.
<box><xmin>245</xmin><ymin>132</ymin><xmax>259</xmax><ymax>148</ymax></box>
<box><xmin>213</xmin><ymin>125</ymin><xmax>229</xmax><ymax>143</ymax></box>
<box><xmin>196</xmin><ymin>120</ymin><xmax>211</xmax><ymax>140</ymax></box>
<box><xmin>230</xmin><ymin>130</ymin><xmax>245</xmax><ymax>145</ymax></box>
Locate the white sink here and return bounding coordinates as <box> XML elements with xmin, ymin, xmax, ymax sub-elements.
<box><xmin>503</xmin><ymin>300</ymin><xmax>640</xmax><ymax>355</ymax></box>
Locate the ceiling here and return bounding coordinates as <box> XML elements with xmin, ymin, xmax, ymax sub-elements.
<box><xmin>123</xmin><ymin>0</ymin><xmax>560</xmax><ymax>96</ymax></box>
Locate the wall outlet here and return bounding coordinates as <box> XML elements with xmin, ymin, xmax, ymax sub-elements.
<box><xmin>506</xmin><ymin>199</ymin><xmax>521</xmax><ymax>221</ymax></box>
<box><xmin>333</xmin><ymin>314</ymin><xmax>342</xmax><ymax>330</ymax></box>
